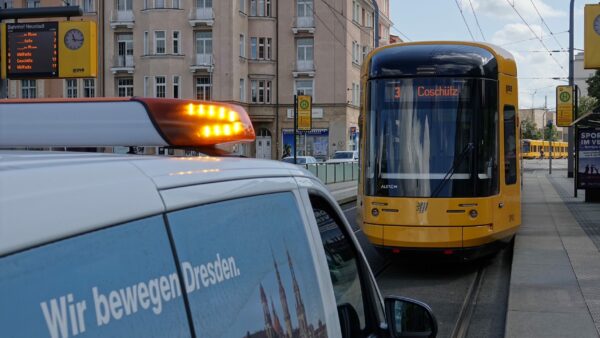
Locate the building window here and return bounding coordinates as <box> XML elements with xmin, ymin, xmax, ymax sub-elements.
<box><xmin>154</xmin><ymin>76</ymin><xmax>166</xmax><ymax>98</ymax></box>
<box><xmin>297</xmin><ymin>0</ymin><xmax>313</xmax><ymax>17</ymax></box>
<box><xmin>250</xmin><ymin>37</ymin><xmax>272</xmax><ymax>60</ymax></box>
<box><xmin>297</xmin><ymin>38</ymin><xmax>313</xmax><ymax>69</ymax></box>
<box><xmin>250</xmin><ymin>37</ymin><xmax>257</xmax><ymax>59</ymax></box>
<box><xmin>2</xmin><ymin>1</ymin><xmax>13</xmax><ymax>8</ymax></box>
<box><xmin>195</xmin><ymin>31</ymin><xmax>212</xmax><ymax>64</ymax></box>
<box><xmin>82</xmin><ymin>0</ymin><xmax>94</xmax><ymax>12</ymax></box>
<box><xmin>251</xmin><ymin>80</ymin><xmax>271</xmax><ymax>104</ymax></box>
<box><xmin>239</xmin><ymin>34</ymin><xmax>245</xmax><ymax>58</ymax></box>
<box><xmin>66</xmin><ymin>79</ymin><xmax>78</xmax><ymax>98</ymax></box>
<box><xmin>116</xmin><ymin>33</ymin><xmax>134</xmax><ymax>67</ymax></box>
<box><xmin>250</xmin><ymin>0</ymin><xmax>270</xmax><ymax>16</ymax></box>
<box><xmin>173</xmin><ymin>75</ymin><xmax>180</xmax><ymax>98</ymax></box>
<box><xmin>239</xmin><ymin>0</ymin><xmax>245</xmax><ymax>13</ymax></box>
<box><xmin>172</xmin><ymin>0</ymin><xmax>180</xmax><ymax>8</ymax></box>
<box><xmin>362</xmin><ymin>46</ymin><xmax>369</xmax><ymax>63</ymax></box>
<box><xmin>352</xmin><ymin>1</ymin><xmax>360</xmax><ymax>22</ymax></box>
<box><xmin>173</xmin><ymin>31</ymin><xmax>180</xmax><ymax>54</ymax></box>
<box><xmin>117</xmin><ymin>77</ymin><xmax>134</xmax><ymax>97</ymax></box>
<box><xmin>21</xmin><ymin>80</ymin><xmax>36</xmax><ymax>98</ymax></box>
<box><xmin>352</xmin><ymin>41</ymin><xmax>360</xmax><ymax>64</ymax></box>
<box><xmin>83</xmin><ymin>79</ymin><xmax>95</xmax><ymax>97</ymax></box>
<box><xmin>240</xmin><ymin>78</ymin><xmax>245</xmax><ymax>102</ymax></box>
<box><xmin>195</xmin><ymin>0</ymin><xmax>212</xmax><ymax>10</ymax></box>
<box><xmin>117</xmin><ymin>0</ymin><xmax>132</xmax><ymax>11</ymax></box>
<box><xmin>195</xmin><ymin>76</ymin><xmax>212</xmax><ymax>100</ymax></box>
<box><xmin>154</xmin><ymin>31</ymin><xmax>166</xmax><ymax>54</ymax></box>
<box><xmin>154</xmin><ymin>0</ymin><xmax>165</xmax><ymax>8</ymax></box>
<box><xmin>295</xmin><ymin>79</ymin><xmax>313</xmax><ymax>97</ymax></box>
<box><xmin>26</xmin><ymin>0</ymin><xmax>40</xmax><ymax>8</ymax></box>
<box><xmin>143</xmin><ymin>31</ymin><xmax>149</xmax><ymax>55</ymax></box>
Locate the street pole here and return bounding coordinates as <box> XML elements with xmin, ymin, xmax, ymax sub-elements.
<box><xmin>372</xmin><ymin>0</ymin><xmax>379</xmax><ymax>48</ymax></box>
<box><xmin>568</xmin><ymin>0</ymin><xmax>575</xmax><ymax>177</ymax></box>
<box><xmin>293</xmin><ymin>95</ymin><xmax>298</xmax><ymax>164</ymax></box>
<box><xmin>547</xmin><ymin>96</ymin><xmax>553</xmax><ymax>175</ymax></box>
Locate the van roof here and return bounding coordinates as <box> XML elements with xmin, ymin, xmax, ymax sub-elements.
<box><xmin>0</xmin><ymin>151</ymin><xmax>311</xmax><ymax>256</ymax></box>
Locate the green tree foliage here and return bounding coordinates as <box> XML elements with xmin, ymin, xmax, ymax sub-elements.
<box><xmin>521</xmin><ymin>118</ymin><xmax>542</xmax><ymax>139</ymax></box>
<box><xmin>578</xmin><ymin>95</ymin><xmax>599</xmax><ymax>116</ymax></box>
<box><xmin>544</xmin><ymin>124</ymin><xmax>560</xmax><ymax>141</ymax></box>
<box><xmin>587</xmin><ymin>70</ymin><xmax>600</xmax><ymax>102</ymax></box>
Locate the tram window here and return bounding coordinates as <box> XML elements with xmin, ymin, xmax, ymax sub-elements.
<box><xmin>504</xmin><ymin>105</ymin><xmax>517</xmax><ymax>185</ymax></box>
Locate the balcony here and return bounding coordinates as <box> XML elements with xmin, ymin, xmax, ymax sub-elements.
<box><xmin>189</xmin><ymin>7</ymin><xmax>214</xmax><ymax>27</ymax></box>
<box><xmin>292</xmin><ymin>16</ymin><xmax>315</xmax><ymax>34</ymax></box>
<box><xmin>110</xmin><ymin>10</ymin><xmax>134</xmax><ymax>29</ymax></box>
<box><xmin>110</xmin><ymin>55</ymin><xmax>135</xmax><ymax>74</ymax></box>
<box><xmin>190</xmin><ymin>54</ymin><xmax>214</xmax><ymax>72</ymax></box>
<box><xmin>293</xmin><ymin>60</ymin><xmax>315</xmax><ymax>77</ymax></box>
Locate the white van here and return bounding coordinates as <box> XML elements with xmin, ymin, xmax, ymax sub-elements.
<box><xmin>0</xmin><ymin>98</ymin><xmax>437</xmax><ymax>338</ymax></box>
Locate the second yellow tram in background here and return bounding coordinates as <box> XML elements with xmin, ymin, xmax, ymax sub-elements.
<box><xmin>358</xmin><ymin>42</ymin><xmax>521</xmax><ymax>258</ymax></box>
<box><xmin>522</xmin><ymin>139</ymin><xmax>568</xmax><ymax>159</ymax></box>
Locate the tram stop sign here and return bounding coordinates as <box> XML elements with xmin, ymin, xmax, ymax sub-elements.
<box><xmin>297</xmin><ymin>95</ymin><xmax>312</xmax><ymax>131</ymax></box>
<box><xmin>556</xmin><ymin>85</ymin><xmax>574</xmax><ymax>127</ymax></box>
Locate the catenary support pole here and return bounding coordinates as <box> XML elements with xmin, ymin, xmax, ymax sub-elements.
<box><xmin>568</xmin><ymin>0</ymin><xmax>575</xmax><ymax>177</ymax></box>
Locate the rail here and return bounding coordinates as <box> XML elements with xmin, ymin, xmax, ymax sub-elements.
<box><xmin>300</xmin><ymin>161</ymin><xmax>359</xmax><ymax>184</ymax></box>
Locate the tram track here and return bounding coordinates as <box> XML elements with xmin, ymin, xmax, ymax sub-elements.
<box><xmin>450</xmin><ymin>265</ymin><xmax>486</xmax><ymax>338</ymax></box>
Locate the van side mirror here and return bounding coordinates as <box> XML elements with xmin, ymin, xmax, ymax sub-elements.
<box><xmin>384</xmin><ymin>296</ymin><xmax>438</xmax><ymax>338</ymax></box>
<box><xmin>337</xmin><ymin>303</ymin><xmax>361</xmax><ymax>338</ymax></box>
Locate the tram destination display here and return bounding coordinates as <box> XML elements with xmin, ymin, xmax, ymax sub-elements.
<box><xmin>6</xmin><ymin>22</ymin><xmax>58</xmax><ymax>78</ymax></box>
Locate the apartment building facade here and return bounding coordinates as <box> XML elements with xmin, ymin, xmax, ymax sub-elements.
<box><xmin>6</xmin><ymin>0</ymin><xmax>392</xmax><ymax>160</ymax></box>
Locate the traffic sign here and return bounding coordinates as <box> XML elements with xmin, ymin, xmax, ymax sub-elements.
<box><xmin>556</xmin><ymin>85</ymin><xmax>574</xmax><ymax>127</ymax></box>
<box><xmin>297</xmin><ymin>95</ymin><xmax>312</xmax><ymax>131</ymax></box>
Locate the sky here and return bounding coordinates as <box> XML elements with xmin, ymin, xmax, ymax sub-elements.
<box><xmin>389</xmin><ymin>0</ymin><xmax>599</xmax><ymax>110</ymax></box>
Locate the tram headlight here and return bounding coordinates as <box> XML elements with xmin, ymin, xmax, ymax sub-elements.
<box><xmin>469</xmin><ymin>209</ymin><xmax>478</xmax><ymax>218</ymax></box>
<box><xmin>371</xmin><ymin>208</ymin><xmax>379</xmax><ymax>217</ymax></box>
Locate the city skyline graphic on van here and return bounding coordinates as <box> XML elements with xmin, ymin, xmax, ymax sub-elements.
<box><xmin>167</xmin><ymin>192</ymin><xmax>329</xmax><ymax>338</ymax></box>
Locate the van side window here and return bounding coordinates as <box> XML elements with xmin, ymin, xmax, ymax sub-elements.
<box><xmin>309</xmin><ymin>195</ymin><xmax>378</xmax><ymax>336</ymax></box>
<box><xmin>167</xmin><ymin>192</ymin><xmax>329</xmax><ymax>338</ymax></box>
<box><xmin>0</xmin><ymin>216</ymin><xmax>191</xmax><ymax>338</ymax></box>
<box><xmin>504</xmin><ymin>105</ymin><xmax>517</xmax><ymax>185</ymax></box>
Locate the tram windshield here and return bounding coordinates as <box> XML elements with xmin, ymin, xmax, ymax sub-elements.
<box><xmin>522</xmin><ymin>140</ymin><xmax>531</xmax><ymax>152</ymax></box>
<box><xmin>365</xmin><ymin>78</ymin><xmax>499</xmax><ymax>198</ymax></box>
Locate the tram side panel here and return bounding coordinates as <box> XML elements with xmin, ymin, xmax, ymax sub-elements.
<box><xmin>494</xmin><ymin>73</ymin><xmax>521</xmax><ymax>238</ymax></box>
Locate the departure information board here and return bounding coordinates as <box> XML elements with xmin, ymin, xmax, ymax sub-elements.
<box><xmin>6</xmin><ymin>22</ymin><xmax>58</xmax><ymax>78</ymax></box>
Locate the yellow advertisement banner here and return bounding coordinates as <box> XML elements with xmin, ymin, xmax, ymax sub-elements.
<box><xmin>556</xmin><ymin>85</ymin><xmax>574</xmax><ymax>127</ymax></box>
<box><xmin>584</xmin><ymin>4</ymin><xmax>600</xmax><ymax>69</ymax></box>
<box><xmin>297</xmin><ymin>95</ymin><xmax>312</xmax><ymax>131</ymax></box>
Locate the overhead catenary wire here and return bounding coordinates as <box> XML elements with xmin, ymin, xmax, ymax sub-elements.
<box><xmin>529</xmin><ymin>0</ymin><xmax>566</xmax><ymax>51</ymax></box>
<box><xmin>467</xmin><ymin>0</ymin><xmax>486</xmax><ymax>41</ymax></box>
<box><xmin>311</xmin><ymin>5</ymin><xmax>356</xmax><ymax>61</ymax></box>
<box><xmin>504</xmin><ymin>0</ymin><xmax>566</xmax><ymax>73</ymax></box>
<box><xmin>390</xmin><ymin>25</ymin><xmax>412</xmax><ymax>42</ymax></box>
<box><xmin>499</xmin><ymin>30</ymin><xmax>568</xmax><ymax>46</ymax></box>
<box><xmin>454</xmin><ymin>0</ymin><xmax>475</xmax><ymax>40</ymax></box>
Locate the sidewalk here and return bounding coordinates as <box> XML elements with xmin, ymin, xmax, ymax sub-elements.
<box><xmin>505</xmin><ymin>170</ymin><xmax>600</xmax><ymax>337</ymax></box>
<box><xmin>327</xmin><ymin>180</ymin><xmax>357</xmax><ymax>204</ymax></box>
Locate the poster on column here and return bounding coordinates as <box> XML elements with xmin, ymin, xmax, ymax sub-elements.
<box><xmin>578</xmin><ymin>128</ymin><xmax>600</xmax><ymax>188</ymax></box>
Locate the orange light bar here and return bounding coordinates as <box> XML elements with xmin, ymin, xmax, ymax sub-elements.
<box><xmin>134</xmin><ymin>98</ymin><xmax>256</xmax><ymax>147</ymax></box>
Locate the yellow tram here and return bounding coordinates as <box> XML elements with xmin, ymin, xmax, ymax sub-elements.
<box><xmin>521</xmin><ymin>139</ymin><xmax>568</xmax><ymax>159</ymax></box>
<box><xmin>358</xmin><ymin>42</ymin><xmax>521</xmax><ymax>258</ymax></box>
